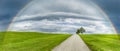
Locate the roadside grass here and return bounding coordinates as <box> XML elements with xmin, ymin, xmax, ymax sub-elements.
<box><xmin>80</xmin><ymin>34</ymin><xmax>120</xmax><ymax>51</ymax></box>
<box><xmin>2</xmin><ymin>32</ymin><xmax>71</xmax><ymax>51</ymax></box>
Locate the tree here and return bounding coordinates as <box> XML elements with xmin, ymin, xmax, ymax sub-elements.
<box><xmin>76</xmin><ymin>29</ymin><xmax>80</xmax><ymax>34</ymax></box>
<box><xmin>76</xmin><ymin>27</ymin><xmax>86</xmax><ymax>34</ymax></box>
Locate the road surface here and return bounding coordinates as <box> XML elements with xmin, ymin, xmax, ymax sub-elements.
<box><xmin>52</xmin><ymin>34</ymin><xmax>91</xmax><ymax>51</ymax></box>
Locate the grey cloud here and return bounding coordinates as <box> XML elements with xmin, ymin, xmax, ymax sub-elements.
<box><xmin>14</xmin><ymin>14</ymin><xmax>103</xmax><ymax>23</ymax></box>
<box><xmin>8</xmin><ymin>0</ymin><xmax>116</xmax><ymax>34</ymax></box>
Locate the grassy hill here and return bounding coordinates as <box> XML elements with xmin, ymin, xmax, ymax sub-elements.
<box><xmin>80</xmin><ymin>34</ymin><xmax>120</xmax><ymax>51</ymax></box>
<box><xmin>1</xmin><ymin>32</ymin><xmax>71</xmax><ymax>51</ymax></box>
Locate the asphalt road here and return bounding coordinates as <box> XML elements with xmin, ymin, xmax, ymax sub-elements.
<box><xmin>52</xmin><ymin>34</ymin><xmax>91</xmax><ymax>51</ymax></box>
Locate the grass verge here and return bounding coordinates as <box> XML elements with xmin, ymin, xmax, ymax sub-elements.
<box><xmin>80</xmin><ymin>34</ymin><xmax>120</xmax><ymax>51</ymax></box>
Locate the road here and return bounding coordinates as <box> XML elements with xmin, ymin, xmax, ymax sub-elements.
<box><xmin>52</xmin><ymin>34</ymin><xmax>91</xmax><ymax>51</ymax></box>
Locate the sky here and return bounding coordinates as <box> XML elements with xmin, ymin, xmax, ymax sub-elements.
<box><xmin>0</xmin><ymin>0</ymin><xmax>30</xmax><ymax>31</ymax></box>
<box><xmin>92</xmin><ymin>0</ymin><xmax>120</xmax><ymax>33</ymax></box>
<box><xmin>0</xmin><ymin>0</ymin><xmax>120</xmax><ymax>34</ymax></box>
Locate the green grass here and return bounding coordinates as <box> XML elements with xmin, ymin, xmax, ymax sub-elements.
<box><xmin>80</xmin><ymin>34</ymin><xmax>120</xmax><ymax>51</ymax></box>
<box><xmin>2</xmin><ymin>32</ymin><xmax>71</xmax><ymax>51</ymax></box>
<box><xmin>0</xmin><ymin>32</ymin><xmax>4</xmax><ymax>44</ymax></box>
<box><xmin>0</xmin><ymin>32</ymin><xmax>6</xmax><ymax>50</ymax></box>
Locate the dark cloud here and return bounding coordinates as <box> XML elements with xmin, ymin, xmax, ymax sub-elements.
<box><xmin>14</xmin><ymin>14</ymin><xmax>103</xmax><ymax>23</ymax></box>
<box><xmin>0</xmin><ymin>0</ymin><xmax>31</xmax><ymax>31</ymax></box>
<box><xmin>92</xmin><ymin>0</ymin><xmax>120</xmax><ymax>33</ymax></box>
<box><xmin>9</xmin><ymin>0</ymin><xmax>116</xmax><ymax>34</ymax></box>
<box><xmin>0</xmin><ymin>0</ymin><xmax>120</xmax><ymax>33</ymax></box>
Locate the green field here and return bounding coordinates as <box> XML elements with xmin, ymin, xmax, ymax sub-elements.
<box><xmin>1</xmin><ymin>32</ymin><xmax>71</xmax><ymax>51</ymax></box>
<box><xmin>0</xmin><ymin>32</ymin><xmax>6</xmax><ymax>50</ymax></box>
<box><xmin>80</xmin><ymin>34</ymin><xmax>120</xmax><ymax>51</ymax></box>
<box><xmin>1</xmin><ymin>32</ymin><xmax>120</xmax><ymax>51</ymax></box>
<box><xmin>0</xmin><ymin>32</ymin><xmax>4</xmax><ymax>45</ymax></box>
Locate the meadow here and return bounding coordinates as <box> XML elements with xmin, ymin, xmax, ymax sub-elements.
<box><xmin>0</xmin><ymin>32</ymin><xmax>5</xmax><ymax>50</ymax></box>
<box><xmin>1</xmin><ymin>32</ymin><xmax>120</xmax><ymax>51</ymax></box>
<box><xmin>1</xmin><ymin>32</ymin><xmax>71</xmax><ymax>51</ymax></box>
<box><xmin>80</xmin><ymin>34</ymin><xmax>120</xmax><ymax>51</ymax></box>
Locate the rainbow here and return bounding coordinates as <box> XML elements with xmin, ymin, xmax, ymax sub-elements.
<box><xmin>7</xmin><ymin>0</ymin><xmax>118</xmax><ymax>34</ymax></box>
<box><xmin>3</xmin><ymin>0</ymin><xmax>119</xmax><ymax>45</ymax></box>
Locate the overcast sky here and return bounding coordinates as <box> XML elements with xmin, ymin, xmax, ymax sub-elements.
<box><xmin>0</xmin><ymin>0</ymin><xmax>120</xmax><ymax>33</ymax></box>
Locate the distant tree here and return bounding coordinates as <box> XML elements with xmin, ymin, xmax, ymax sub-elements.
<box><xmin>76</xmin><ymin>29</ymin><xmax>80</xmax><ymax>34</ymax></box>
<box><xmin>76</xmin><ymin>27</ymin><xmax>86</xmax><ymax>34</ymax></box>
